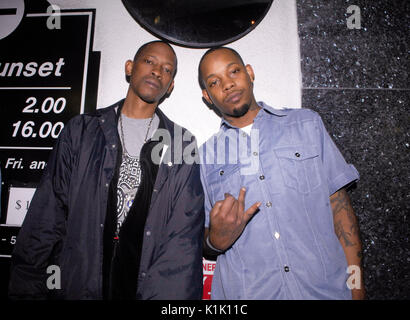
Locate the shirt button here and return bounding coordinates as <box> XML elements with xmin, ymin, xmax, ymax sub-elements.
<box><xmin>112</xmin><ymin>144</ymin><xmax>116</xmax><ymax>149</ymax></box>
<box><xmin>242</xmin><ymin>132</ymin><xmax>247</xmax><ymax>137</ymax></box>
<box><xmin>167</xmin><ymin>162</ymin><xmax>173</xmax><ymax>167</ymax></box>
<box><xmin>219</xmin><ymin>170</ymin><xmax>224</xmax><ymax>176</ymax></box>
<box><xmin>295</xmin><ymin>152</ymin><xmax>300</xmax><ymax>158</ymax></box>
<box><xmin>259</xmin><ymin>175</ymin><xmax>265</xmax><ymax>180</ymax></box>
<box><xmin>141</xmin><ymin>272</ymin><xmax>146</xmax><ymax>278</ymax></box>
<box><xmin>105</xmin><ymin>183</ymin><xmax>109</xmax><ymax>188</ymax></box>
<box><xmin>253</xmin><ymin>151</ymin><xmax>258</xmax><ymax>156</ymax></box>
<box><xmin>101</xmin><ymin>119</ymin><xmax>105</xmax><ymax>123</ymax></box>
<box><xmin>146</xmin><ymin>231</ymin><xmax>151</xmax><ymax>236</ymax></box>
<box><xmin>274</xmin><ymin>232</ymin><xmax>280</xmax><ymax>240</ymax></box>
<box><xmin>266</xmin><ymin>201</ymin><xmax>272</xmax><ymax>207</ymax></box>
<box><xmin>284</xmin><ymin>266</ymin><xmax>290</xmax><ymax>272</ymax></box>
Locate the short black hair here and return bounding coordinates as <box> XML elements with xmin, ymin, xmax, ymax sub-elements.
<box><xmin>134</xmin><ymin>40</ymin><xmax>178</xmax><ymax>77</ymax></box>
<box><xmin>198</xmin><ymin>47</ymin><xmax>245</xmax><ymax>90</ymax></box>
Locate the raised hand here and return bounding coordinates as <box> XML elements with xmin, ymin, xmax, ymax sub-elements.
<box><xmin>208</xmin><ymin>187</ymin><xmax>261</xmax><ymax>251</ymax></box>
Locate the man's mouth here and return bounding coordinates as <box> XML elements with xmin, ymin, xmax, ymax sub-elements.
<box><xmin>145</xmin><ymin>78</ymin><xmax>161</xmax><ymax>89</ymax></box>
<box><xmin>225</xmin><ymin>90</ymin><xmax>242</xmax><ymax>104</ymax></box>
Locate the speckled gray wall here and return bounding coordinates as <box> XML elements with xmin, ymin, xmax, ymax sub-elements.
<box><xmin>296</xmin><ymin>0</ymin><xmax>409</xmax><ymax>299</ymax></box>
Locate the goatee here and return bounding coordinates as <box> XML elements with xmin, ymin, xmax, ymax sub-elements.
<box><xmin>232</xmin><ymin>103</ymin><xmax>250</xmax><ymax>117</ymax></box>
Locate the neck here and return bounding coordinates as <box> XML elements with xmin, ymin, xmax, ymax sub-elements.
<box><xmin>224</xmin><ymin>101</ymin><xmax>261</xmax><ymax>128</ymax></box>
<box><xmin>122</xmin><ymin>90</ymin><xmax>157</xmax><ymax>119</ymax></box>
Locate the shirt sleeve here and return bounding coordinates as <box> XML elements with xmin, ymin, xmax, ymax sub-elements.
<box><xmin>316</xmin><ymin>112</ymin><xmax>359</xmax><ymax>196</ymax></box>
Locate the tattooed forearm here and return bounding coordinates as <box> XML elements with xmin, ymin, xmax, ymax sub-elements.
<box><xmin>331</xmin><ymin>189</ymin><xmax>359</xmax><ymax>237</ymax></box>
<box><xmin>330</xmin><ymin>189</ymin><xmax>360</xmax><ymax>247</ymax></box>
<box><xmin>330</xmin><ymin>189</ymin><xmax>351</xmax><ymax>216</ymax></box>
<box><xmin>334</xmin><ymin>220</ymin><xmax>356</xmax><ymax>247</ymax></box>
<box><xmin>330</xmin><ymin>189</ymin><xmax>365</xmax><ymax>298</ymax></box>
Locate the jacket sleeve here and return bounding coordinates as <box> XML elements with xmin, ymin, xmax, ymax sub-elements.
<box><xmin>143</xmin><ymin>161</ymin><xmax>205</xmax><ymax>300</ymax></box>
<box><xmin>8</xmin><ymin>117</ymin><xmax>78</xmax><ymax>299</ymax></box>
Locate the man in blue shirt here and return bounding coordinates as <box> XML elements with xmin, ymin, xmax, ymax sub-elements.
<box><xmin>198</xmin><ymin>47</ymin><xmax>365</xmax><ymax>300</ymax></box>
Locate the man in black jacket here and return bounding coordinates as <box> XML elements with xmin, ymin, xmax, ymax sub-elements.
<box><xmin>9</xmin><ymin>41</ymin><xmax>204</xmax><ymax>300</ymax></box>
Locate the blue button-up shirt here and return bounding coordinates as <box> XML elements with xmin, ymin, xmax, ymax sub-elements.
<box><xmin>199</xmin><ymin>102</ymin><xmax>359</xmax><ymax>300</ymax></box>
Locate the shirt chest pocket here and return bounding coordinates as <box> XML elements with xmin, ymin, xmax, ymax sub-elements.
<box><xmin>274</xmin><ymin>145</ymin><xmax>322</xmax><ymax>194</ymax></box>
<box><xmin>206</xmin><ymin>165</ymin><xmax>242</xmax><ymax>202</ymax></box>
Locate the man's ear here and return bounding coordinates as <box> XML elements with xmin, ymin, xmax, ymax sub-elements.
<box><xmin>125</xmin><ymin>59</ymin><xmax>133</xmax><ymax>77</ymax></box>
<box><xmin>202</xmin><ymin>89</ymin><xmax>213</xmax><ymax>105</ymax></box>
<box><xmin>245</xmin><ymin>64</ymin><xmax>255</xmax><ymax>83</ymax></box>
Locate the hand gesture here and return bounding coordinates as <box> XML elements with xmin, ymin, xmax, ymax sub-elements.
<box><xmin>208</xmin><ymin>187</ymin><xmax>261</xmax><ymax>251</ymax></box>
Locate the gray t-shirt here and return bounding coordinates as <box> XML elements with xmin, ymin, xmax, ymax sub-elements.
<box><xmin>116</xmin><ymin>112</ymin><xmax>159</xmax><ymax>233</ymax></box>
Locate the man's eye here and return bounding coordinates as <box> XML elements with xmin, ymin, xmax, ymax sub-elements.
<box><xmin>209</xmin><ymin>80</ymin><xmax>217</xmax><ymax>87</ymax></box>
<box><xmin>164</xmin><ymin>67</ymin><xmax>172</xmax><ymax>73</ymax></box>
<box><xmin>231</xmin><ymin>68</ymin><xmax>240</xmax><ymax>74</ymax></box>
<box><xmin>145</xmin><ymin>59</ymin><xmax>153</xmax><ymax>64</ymax></box>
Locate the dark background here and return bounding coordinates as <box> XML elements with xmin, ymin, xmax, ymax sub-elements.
<box><xmin>297</xmin><ymin>0</ymin><xmax>410</xmax><ymax>299</ymax></box>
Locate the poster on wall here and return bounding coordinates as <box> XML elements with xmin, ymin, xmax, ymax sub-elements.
<box><xmin>0</xmin><ymin>0</ymin><xmax>100</xmax><ymax>255</ymax></box>
<box><xmin>203</xmin><ymin>259</ymin><xmax>216</xmax><ymax>300</ymax></box>
<box><xmin>5</xmin><ymin>186</ymin><xmax>35</xmax><ymax>226</ymax></box>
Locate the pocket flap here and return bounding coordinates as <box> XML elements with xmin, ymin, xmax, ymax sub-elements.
<box><xmin>274</xmin><ymin>145</ymin><xmax>319</xmax><ymax>161</ymax></box>
<box><xmin>207</xmin><ymin>164</ymin><xmax>240</xmax><ymax>178</ymax></box>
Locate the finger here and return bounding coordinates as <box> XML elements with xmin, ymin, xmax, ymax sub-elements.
<box><xmin>237</xmin><ymin>187</ymin><xmax>246</xmax><ymax>211</ymax></box>
<box><xmin>219</xmin><ymin>193</ymin><xmax>236</xmax><ymax>216</ymax></box>
<box><xmin>237</xmin><ymin>187</ymin><xmax>246</xmax><ymax>203</ymax></box>
<box><xmin>244</xmin><ymin>202</ymin><xmax>262</xmax><ymax>222</ymax></box>
<box><xmin>209</xmin><ymin>200</ymin><xmax>223</xmax><ymax>218</ymax></box>
<box><xmin>228</xmin><ymin>198</ymin><xmax>239</xmax><ymax>223</ymax></box>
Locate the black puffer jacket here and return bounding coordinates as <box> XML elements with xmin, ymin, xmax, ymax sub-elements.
<box><xmin>8</xmin><ymin>100</ymin><xmax>204</xmax><ymax>300</ymax></box>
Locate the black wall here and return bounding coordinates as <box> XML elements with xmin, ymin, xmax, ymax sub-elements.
<box><xmin>297</xmin><ymin>0</ymin><xmax>410</xmax><ymax>299</ymax></box>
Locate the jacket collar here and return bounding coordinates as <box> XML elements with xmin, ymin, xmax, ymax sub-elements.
<box><xmin>97</xmin><ymin>99</ymin><xmax>178</xmax><ymax>194</ymax></box>
<box><xmin>97</xmin><ymin>99</ymin><xmax>177</xmax><ymax>140</ymax></box>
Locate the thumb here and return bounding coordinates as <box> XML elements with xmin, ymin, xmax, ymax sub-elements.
<box><xmin>244</xmin><ymin>202</ymin><xmax>261</xmax><ymax>222</ymax></box>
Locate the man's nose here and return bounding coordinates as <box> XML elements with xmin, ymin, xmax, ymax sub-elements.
<box><xmin>151</xmin><ymin>65</ymin><xmax>162</xmax><ymax>79</ymax></box>
<box><xmin>223</xmin><ymin>79</ymin><xmax>234</xmax><ymax>91</ymax></box>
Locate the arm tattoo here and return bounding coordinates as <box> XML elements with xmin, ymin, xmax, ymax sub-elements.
<box><xmin>334</xmin><ymin>220</ymin><xmax>355</xmax><ymax>247</ymax></box>
<box><xmin>331</xmin><ymin>189</ymin><xmax>352</xmax><ymax>217</ymax></box>
<box><xmin>331</xmin><ymin>189</ymin><xmax>359</xmax><ymax>247</ymax></box>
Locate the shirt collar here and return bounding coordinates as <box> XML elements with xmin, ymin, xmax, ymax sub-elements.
<box><xmin>220</xmin><ymin>101</ymin><xmax>288</xmax><ymax>129</ymax></box>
